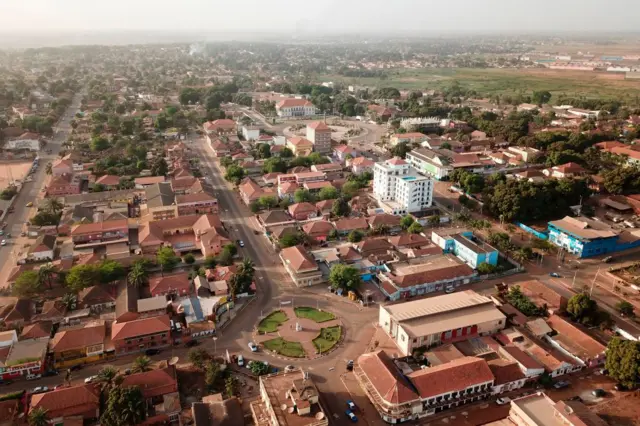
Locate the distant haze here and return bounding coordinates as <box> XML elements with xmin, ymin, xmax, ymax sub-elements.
<box><xmin>0</xmin><ymin>0</ymin><xmax>639</xmax><ymax>45</ymax></box>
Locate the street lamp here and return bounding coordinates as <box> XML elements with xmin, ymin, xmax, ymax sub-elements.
<box><xmin>212</xmin><ymin>336</ymin><xmax>218</xmax><ymax>357</ymax></box>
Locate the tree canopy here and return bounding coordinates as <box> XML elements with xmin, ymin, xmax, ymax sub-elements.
<box><xmin>605</xmin><ymin>337</ymin><xmax>640</xmax><ymax>387</ymax></box>
<box><xmin>329</xmin><ymin>264</ymin><xmax>362</xmax><ymax>291</ymax></box>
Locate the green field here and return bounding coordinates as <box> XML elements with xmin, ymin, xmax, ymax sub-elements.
<box><xmin>294</xmin><ymin>307</ymin><xmax>336</xmax><ymax>323</ymax></box>
<box><xmin>312</xmin><ymin>326</ymin><xmax>342</xmax><ymax>353</ymax></box>
<box><xmin>263</xmin><ymin>337</ymin><xmax>305</xmax><ymax>358</ymax></box>
<box><xmin>257</xmin><ymin>310</ymin><xmax>288</xmax><ymax>333</ymax></box>
<box><xmin>320</xmin><ymin>68</ymin><xmax>640</xmax><ymax>100</ymax></box>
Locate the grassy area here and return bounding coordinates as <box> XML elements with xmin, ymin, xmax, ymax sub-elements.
<box><xmin>319</xmin><ymin>67</ymin><xmax>640</xmax><ymax>100</ymax></box>
<box><xmin>262</xmin><ymin>337</ymin><xmax>306</xmax><ymax>358</ymax></box>
<box><xmin>257</xmin><ymin>310</ymin><xmax>288</xmax><ymax>333</ymax></box>
<box><xmin>294</xmin><ymin>306</ymin><xmax>336</xmax><ymax>323</ymax></box>
<box><xmin>312</xmin><ymin>326</ymin><xmax>342</xmax><ymax>353</ymax></box>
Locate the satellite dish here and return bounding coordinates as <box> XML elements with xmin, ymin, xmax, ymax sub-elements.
<box><xmin>168</xmin><ymin>356</ymin><xmax>179</xmax><ymax>366</ymax></box>
<box><xmin>315</xmin><ymin>412</ymin><xmax>325</xmax><ymax>420</ymax></box>
<box><xmin>280</xmin><ymin>404</ymin><xmax>288</xmax><ymax>411</ymax></box>
<box><xmin>287</xmin><ymin>407</ymin><xmax>295</xmax><ymax>414</ymax></box>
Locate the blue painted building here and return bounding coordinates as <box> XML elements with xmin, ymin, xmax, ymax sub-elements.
<box><xmin>548</xmin><ymin>216</ymin><xmax>640</xmax><ymax>258</ymax></box>
<box><xmin>431</xmin><ymin>229</ymin><xmax>499</xmax><ymax>269</ymax></box>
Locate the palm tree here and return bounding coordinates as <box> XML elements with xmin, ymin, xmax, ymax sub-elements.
<box><xmin>45</xmin><ymin>162</ymin><xmax>52</xmax><ymax>175</ymax></box>
<box><xmin>61</xmin><ymin>293</ymin><xmax>77</xmax><ymax>311</ymax></box>
<box><xmin>131</xmin><ymin>355</ymin><xmax>152</xmax><ymax>373</ymax></box>
<box><xmin>239</xmin><ymin>258</ymin><xmax>255</xmax><ymax>277</ymax></box>
<box><xmin>28</xmin><ymin>407</ymin><xmax>49</xmax><ymax>426</ymax></box>
<box><xmin>42</xmin><ymin>197</ymin><xmax>64</xmax><ymax>216</ymax></box>
<box><xmin>127</xmin><ymin>261</ymin><xmax>149</xmax><ymax>289</ymax></box>
<box><xmin>37</xmin><ymin>264</ymin><xmax>56</xmax><ymax>289</ymax></box>
<box><xmin>96</xmin><ymin>365</ymin><xmax>120</xmax><ymax>392</ymax></box>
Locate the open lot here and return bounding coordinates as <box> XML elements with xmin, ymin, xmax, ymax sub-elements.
<box><xmin>0</xmin><ymin>161</ymin><xmax>33</xmax><ymax>190</ymax></box>
<box><xmin>321</xmin><ymin>67</ymin><xmax>640</xmax><ymax>100</ymax></box>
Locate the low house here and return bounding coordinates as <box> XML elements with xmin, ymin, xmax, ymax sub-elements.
<box><xmin>71</xmin><ymin>219</ymin><xmax>129</xmax><ymax>248</ymax></box>
<box><xmin>333</xmin><ymin>217</ymin><xmax>369</xmax><ymax>236</ymax></box>
<box><xmin>543</xmin><ymin>162</ymin><xmax>587</xmax><ymax>179</ymax></box>
<box><xmin>204</xmin><ymin>119</ymin><xmax>237</xmax><ymax>136</ymax></box>
<box><xmin>149</xmin><ymin>272</ymin><xmax>192</xmax><ymax>297</ymax></box>
<box><xmin>288</xmin><ymin>202</ymin><xmax>318</xmax><ymax>221</ymax></box>
<box><xmin>95</xmin><ymin>174</ymin><xmax>120</xmax><ymax>189</ymax></box>
<box><xmin>488</xmin><ymin>359</ymin><xmax>526</xmax><ymax>395</ymax></box>
<box><xmin>350</xmin><ymin>156</ymin><xmax>375</xmax><ymax>175</ymax></box>
<box><xmin>192</xmin><ymin>394</ymin><xmax>244</xmax><ymax>426</ymax></box>
<box><xmin>367</xmin><ymin>214</ymin><xmax>402</xmax><ymax>234</ymax></box>
<box><xmin>388</xmin><ymin>233</ymin><xmax>430</xmax><ymax>249</ymax></box>
<box><xmin>302</xmin><ymin>220</ymin><xmax>334</xmax><ymax>242</ymax></box>
<box><xmin>390</xmin><ymin>132</ymin><xmax>428</xmax><ymax>146</ymax></box>
<box><xmin>498</xmin><ymin>345</ymin><xmax>545</xmax><ymax>379</ymax></box>
<box><xmin>145</xmin><ymin>182</ymin><xmax>178</xmax><ymax>221</ymax></box>
<box><xmin>316</xmin><ymin>199</ymin><xmax>334</xmax><ymax>217</ymax></box>
<box><xmin>280</xmin><ymin>245</ymin><xmax>324</xmax><ymax>287</ymax></box>
<box><xmin>514</xmin><ymin>280</ymin><xmax>568</xmax><ymax>314</ymax></box>
<box><xmin>259</xmin><ymin>210</ymin><xmax>296</xmax><ymax>230</ymax></box>
<box><xmin>29</xmin><ymin>384</ymin><xmax>100</xmax><ymax>425</ymax></box>
<box><xmin>50</xmin><ymin>321</ymin><xmax>106</xmax><ymax>368</ymax></box>
<box><xmin>27</xmin><ymin>235</ymin><xmax>56</xmax><ymax>261</ymax></box>
<box><xmin>121</xmin><ymin>366</ymin><xmax>180</xmax><ymax>423</ymax></box>
<box><xmin>545</xmin><ymin>315</ymin><xmax>606</xmax><ymax>367</ymax></box>
<box><xmin>78</xmin><ymin>285</ymin><xmax>116</xmax><ymax>312</ymax></box>
<box><xmin>238</xmin><ymin>178</ymin><xmax>274</xmax><ymax>205</ymax></box>
<box><xmin>334</xmin><ymin>144</ymin><xmax>357</xmax><ymax>162</ymax></box>
<box><xmin>111</xmin><ymin>315</ymin><xmax>171</xmax><ymax>355</ymax></box>
<box><xmin>134</xmin><ymin>176</ymin><xmax>165</xmax><ymax>189</ymax></box>
<box><xmin>0</xmin><ymin>299</ymin><xmax>33</xmax><ymax>328</ymax></box>
<box><xmin>47</xmin><ymin>173</ymin><xmax>82</xmax><ymax>196</ymax></box>
<box><xmin>21</xmin><ymin>321</ymin><xmax>52</xmax><ymax>340</ymax></box>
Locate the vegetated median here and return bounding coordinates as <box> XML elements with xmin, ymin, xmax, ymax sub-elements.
<box><xmin>257</xmin><ymin>310</ymin><xmax>288</xmax><ymax>333</ymax></box>
<box><xmin>294</xmin><ymin>306</ymin><xmax>336</xmax><ymax>323</ymax></box>
<box><xmin>262</xmin><ymin>337</ymin><xmax>306</xmax><ymax>358</ymax></box>
<box><xmin>312</xmin><ymin>326</ymin><xmax>342</xmax><ymax>354</ymax></box>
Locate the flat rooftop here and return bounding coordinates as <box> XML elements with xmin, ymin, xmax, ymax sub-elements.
<box><xmin>453</xmin><ymin>234</ymin><xmax>496</xmax><ymax>254</ymax></box>
<box><xmin>391</xmin><ymin>254</ymin><xmax>465</xmax><ymax>277</ymax></box>
<box><xmin>384</xmin><ymin>289</ymin><xmax>494</xmax><ymax>322</ymax></box>
<box><xmin>511</xmin><ymin>394</ymin><xmax>564</xmax><ymax>426</ymax></box>
<box><xmin>258</xmin><ymin>372</ymin><xmax>327</xmax><ymax>426</ymax></box>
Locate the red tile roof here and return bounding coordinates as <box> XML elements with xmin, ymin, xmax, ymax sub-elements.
<box><xmin>408</xmin><ymin>357</ymin><xmax>494</xmax><ymax>399</ymax></box>
<box><xmin>149</xmin><ymin>273</ymin><xmax>192</xmax><ymax>295</ymax></box>
<box><xmin>121</xmin><ymin>366</ymin><xmax>178</xmax><ymax>399</ymax></box>
<box><xmin>487</xmin><ymin>359</ymin><xmax>526</xmax><ymax>385</ymax></box>
<box><xmin>288</xmin><ymin>202</ymin><xmax>317</xmax><ymax>216</ymax></box>
<box><xmin>280</xmin><ymin>245</ymin><xmax>317</xmax><ymax>272</ymax></box>
<box><xmin>501</xmin><ymin>345</ymin><xmax>543</xmax><ymax>370</ymax></box>
<box><xmin>357</xmin><ymin>350</ymin><xmax>419</xmax><ymax>404</ymax></box>
<box><xmin>176</xmin><ymin>192</ymin><xmax>216</xmax><ymax>204</ymax></box>
<box><xmin>30</xmin><ymin>384</ymin><xmax>99</xmax><ymax>419</ymax></box>
<box><xmin>387</xmin><ymin>157</ymin><xmax>406</xmax><ymax>166</ymax></box>
<box><xmin>111</xmin><ymin>315</ymin><xmax>171</xmax><ymax>341</ymax></box>
<box><xmin>277</xmin><ymin>98</ymin><xmax>313</xmax><ymax>108</ymax></box>
<box><xmin>71</xmin><ymin>219</ymin><xmax>128</xmax><ymax>236</ymax></box>
<box><xmin>96</xmin><ymin>174</ymin><xmax>120</xmax><ymax>186</ymax></box>
<box><xmin>21</xmin><ymin>321</ymin><xmax>52</xmax><ymax>339</ymax></box>
<box><xmin>546</xmin><ymin>315</ymin><xmax>606</xmax><ymax>360</ymax></box>
<box><xmin>307</xmin><ymin>121</ymin><xmax>330</xmax><ymax>131</ymax></box>
<box><xmin>334</xmin><ymin>217</ymin><xmax>369</xmax><ymax>232</ymax></box>
<box><xmin>302</xmin><ymin>220</ymin><xmax>334</xmax><ymax>235</ymax></box>
<box><xmin>51</xmin><ymin>322</ymin><xmax>105</xmax><ymax>353</ymax></box>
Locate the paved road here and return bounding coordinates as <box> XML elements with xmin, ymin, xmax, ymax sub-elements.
<box><xmin>0</xmin><ymin>93</ymin><xmax>83</xmax><ymax>287</ymax></box>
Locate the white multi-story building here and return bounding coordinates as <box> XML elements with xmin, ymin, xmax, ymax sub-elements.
<box><xmin>275</xmin><ymin>98</ymin><xmax>317</xmax><ymax>117</ymax></box>
<box><xmin>373</xmin><ymin>157</ymin><xmax>433</xmax><ymax>215</ymax></box>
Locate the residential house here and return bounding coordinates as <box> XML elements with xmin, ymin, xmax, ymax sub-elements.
<box><xmin>0</xmin><ymin>338</ymin><xmax>48</xmax><ymax>381</ymax></box>
<box><xmin>367</xmin><ymin>104</ymin><xmax>396</xmax><ymax>122</ymax></box>
<box><xmin>302</xmin><ymin>220</ymin><xmax>334</xmax><ymax>242</ymax></box>
<box><xmin>388</xmin><ymin>234</ymin><xmax>430</xmax><ymax>250</ymax></box>
<box><xmin>367</xmin><ymin>214</ymin><xmax>402</xmax><ymax>234</ymax></box>
<box><xmin>488</xmin><ymin>359</ymin><xmax>526</xmax><ymax>395</ymax></box>
<box><xmin>176</xmin><ymin>192</ymin><xmax>218</xmax><ymax>216</ymax></box>
<box><xmin>121</xmin><ymin>366</ymin><xmax>181</xmax><ymax>423</ymax></box>
<box><xmin>280</xmin><ymin>245</ymin><xmax>324</xmax><ymax>287</ymax></box>
<box><xmin>27</xmin><ymin>234</ymin><xmax>56</xmax><ymax>262</ymax></box>
<box><xmin>333</xmin><ymin>217</ymin><xmax>369</xmax><ymax>236</ymax></box>
<box><xmin>47</xmin><ymin>173</ymin><xmax>82</xmax><ymax>196</ymax></box>
<box><xmin>5</xmin><ymin>132</ymin><xmax>41</xmax><ymax>151</ymax></box>
<box><xmin>78</xmin><ymin>285</ymin><xmax>116</xmax><ymax>312</ymax></box>
<box><xmin>210</xmin><ymin>139</ymin><xmax>231</xmax><ymax>157</ymax></box>
<box><xmin>507</xmin><ymin>146</ymin><xmax>541</xmax><ymax>163</ymax></box>
<box><xmin>513</xmin><ymin>170</ymin><xmax>545</xmax><ymax>183</ymax></box>
<box><xmin>51</xmin><ymin>157</ymin><xmax>74</xmax><ymax>176</ymax></box>
<box><xmin>306</xmin><ymin>121</ymin><xmax>332</xmax><ymax>154</ymax></box>
<box><xmin>70</xmin><ymin>219</ymin><xmax>129</xmax><ymax>248</ymax></box>
<box><xmin>239</xmin><ymin>178</ymin><xmax>274</xmax><ymax>205</ymax></box>
<box><xmin>95</xmin><ymin>174</ymin><xmax>120</xmax><ymax>189</ymax></box>
<box><xmin>275</xmin><ymin>98</ymin><xmax>317</xmax><ymax>117</ymax></box>
<box><xmin>431</xmin><ymin>229</ymin><xmax>499</xmax><ymax>269</ymax></box>
<box><xmin>242</xmin><ymin>125</ymin><xmax>260</xmax><ymax>141</ymax></box>
<box><xmin>0</xmin><ymin>299</ymin><xmax>33</xmax><ymax>328</ymax></box>
<box><xmin>316</xmin><ymin>199</ymin><xmax>334</xmax><ymax>217</ymax></box>
<box><xmin>515</xmin><ymin>280</ymin><xmax>567</xmax><ymax>314</ymax></box>
<box><xmin>607</xmin><ymin>146</ymin><xmax>640</xmax><ymax>167</ymax></box>
<box><xmin>543</xmin><ymin>162</ymin><xmax>587</xmax><ymax>179</ymax></box>
<box><xmin>21</xmin><ymin>322</ymin><xmax>52</xmax><ymax>340</ymax></box>
<box><xmin>499</xmin><ymin>345</ymin><xmax>545</xmax><ymax>379</ymax></box>
<box><xmin>349</xmin><ymin>156</ymin><xmax>375</xmax><ymax>175</ymax></box>
<box><xmin>192</xmin><ymin>394</ymin><xmax>244</xmax><ymax>426</ymax></box>
<box><xmin>29</xmin><ymin>384</ymin><xmax>100</xmax><ymax>425</ymax></box>
<box><xmin>509</xmin><ymin>393</ymin><xmax>609</xmax><ymax>426</ymax></box>
<box><xmin>356</xmin><ymin>238</ymin><xmax>394</xmax><ymax>258</ymax></box>
<box><xmin>172</xmin><ymin>176</ymin><xmax>204</xmax><ymax>195</ymax></box>
<box><xmin>334</xmin><ymin>144</ymin><xmax>358</xmax><ymax>162</ymax></box>
<box><xmin>111</xmin><ymin>314</ymin><xmax>171</xmax><ymax>355</ymax></box>
<box><xmin>286</xmin><ymin>136</ymin><xmax>314</xmax><ymax>157</ymax></box>
<box><xmin>258</xmin><ymin>210</ymin><xmax>296</xmax><ymax>230</ymax></box>
<box><xmin>149</xmin><ymin>272</ymin><xmax>192</xmax><ymax>297</ymax></box>
<box><xmin>204</xmin><ymin>119</ymin><xmax>237</xmax><ymax>136</ymax></box>
<box><xmin>134</xmin><ymin>176</ymin><xmax>165</xmax><ymax>189</ymax></box>
<box><xmin>137</xmin><ymin>296</ymin><xmax>169</xmax><ymax>319</ymax></box>
<box><xmin>50</xmin><ymin>321</ymin><xmax>106</xmax><ymax>368</ymax></box>
<box><xmin>288</xmin><ymin>202</ymin><xmax>318</xmax><ymax>221</ymax></box>
<box><xmin>145</xmin><ymin>182</ymin><xmax>178</xmax><ymax>220</ymax></box>
<box><xmin>390</xmin><ymin>132</ymin><xmax>428</xmax><ymax>146</ymax></box>
<box><xmin>470</xmin><ymin>130</ymin><xmax>487</xmax><ymax>140</ymax></box>
<box><xmin>545</xmin><ymin>315</ymin><xmax>606</xmax><ymax>367</ymax></box>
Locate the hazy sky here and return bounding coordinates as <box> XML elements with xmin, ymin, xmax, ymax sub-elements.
<box><xmin>1</xmin><ymin>0</ymin><xmax>638</xmax><ymax>33</ymax></box>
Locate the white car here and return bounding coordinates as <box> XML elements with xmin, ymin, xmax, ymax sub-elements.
<box><xmin>84</xmin><ymin>375</ymin><xmax>98</xmax><ymax>384</ymax></box>
<box><xmin>284</xmin><ymin>365</ymin><xmax>296</xmax><ymax>373</ymax></box>
<box><xmin>496</xmin><ymin>397</ymin><xmax>511</xmax><ymax>405</ymax></box>
<box><xmin>237</xmin><ymin>355</ymin><xmax>245</xmax><ymax>367</ymax></box>
<box><xmin>248</xmin><ymin>342</ymin><xmax>258</xmax><ymax>352</ymax></box>
<box><xmin>238</xmin><ymin>240</ymin><xmax>245</xmax><ymax>248</ymax></box>
<box><xmin>31</xmin><ymin>386</ymin><xmax>48</xmax><ymax>394</ymax></box>
<box><xmin>0</xmin><ymin>240</ymin><xmax>6</xmax><ymax>246</ymax></box>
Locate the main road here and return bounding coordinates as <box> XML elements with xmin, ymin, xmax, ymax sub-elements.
<box><xmin>0</xmin><ymin>93</ymin><xmax>83</xmax><ymax>287</ymax></box>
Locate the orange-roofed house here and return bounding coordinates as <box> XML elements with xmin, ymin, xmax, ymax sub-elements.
<box><xmin>546</xmin><ymin>315</ymin><xmax>606</xmax><ymax>367</ymax></box>
<box><xmin>47</xmin><ymin>173</ymin><xmax>81</xmax><ymax>196</ymax></box>
<box><xmin>390</xmin><ymin>132</ymin><xmax>428</xmax><ymax>146</ymax></box>
<box><xmin>349</xmin><ymin>156</ymin><xmax>375</xmax><ymax>175</ymax></box>
<box><xmin>302</xmin><ymin>220</ymin><xmax>334</xmax><ymax>242</ymax></box>
<box><xmin>95</xmin><ymin>174</ymin><xmax>120</xmax><ymax>189</ymax></box>
<box><xmin>306</xmin><ymin>121</ymin><xmax>332</xmax><ymax>154</ymax></box>
<box><xmin>50</xmin><ymin>321</ymin><xmax>106</xmax><ymax>368</ymax></box>
<box><xmin>112</xmin><ymin>315</ymin><xmax>171</xmax><ymax>355</ymax></box>
<box><xmin>121</xmin><ymin>366</ymin><xmax>181</xmax><ymax>422</ymax></box>
<box><xmin>288</xmin><ymin>202</ymin><xmax>318</xmax><ymax>221</ymax></box>
<box><xmin>70</xmin><ymin>219</ymin><xmax>129</xmax><ymax>248</ymax></box>
<box><xmin>30</xmin><ymin>384</ymin><xmax>100</xmax><ymax>425</ymax></box>
<box><xmin>176</xmin><ymin>192</ymin><xmax>218</xmax><ymax>216</ymax></box>
<box><xmin>286</xmin><ymin>136</ymin><xmax>314</xmax><ymax>157</ymax></box>
<box><xmin>275</xmin><ymin>98</ymin><xmax>317</xmax><ymax>118</ymax></box>
<box><xmin>203</xmin><ymin>119</ymin><xmax>236</xmax><ymax>136</ymax></box>
<box><xmin>543</xmin><ymin>162</ymin><xmax>587</xmax><ymax>179</ymax></box>
<box><xmin>280</xmin><ymin>245</ymin><xmax>324</xmax><ymax>287</ymax></box>
<box><xmin>149</xmin><ymin>272</ymin><xmax>192</xmax><ymax>297</ymax></box>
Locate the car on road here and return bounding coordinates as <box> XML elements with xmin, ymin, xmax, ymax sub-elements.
<box><xmin>615</xmin><ymin>383</ymin><xmax>629</xmax><ymax>391</ymax></box>
<box><xmin>26</xmin><ymin>373</ymin><xmax>42</xmax><ymax>380</ymax></box>
<box><xmin>32</xmin><ymin>386</ymin><xmax>49</xmax><ymax>394</ymax></box>
<box><xmin>347</xmin><ymin>400</ymin><xmax>357</xmax><ymax>411</ymax></box>
<box><xmin>248</xmin><ymin>342</ymin><xmax>258</xmax><ymax>352</ymax></box>
<box><xmin>345</xmin><ymin>410</ymin><xmax>358</xmax><ymax>422</ymax></box>
<box><xmin>445</xmin><ymin>285</ymin><xmax>455</xmax><ymax>294</ymax></box>
<box><xmin>346</xmin><ymin>360</ymin><xmax>354</xmax><ymax>371</ymax></box>
<box><xmin>603</xmin><ymin>256</ymin><xmax>614</xmax><ymax>263</ymax></box>
<box><xmin>496</xmin><ymin>397</ymin><xmax>511</xmax><ymax>405</ymax></box>
<box><xmin>284</xmin><ymin>365</ymin><xmax>296</xmax><ymax>373</ymax></box>
<box><xmin>238</xmin><ymin>355</ymin><xmax>245</xmax><ymax>367</ymax></box>
<box><xmin>0</xmin><ymin>230</ymin><xmax>3</xmax><ymax>236</ymax></box>
<box><xmin>145</xmin><ymin>348</ymin><xmax>161</xmax><ymax>356</ymax></box>
<box><xmin>553</xmin><ymin>381</ymin><xmax>570</xmax><ymax>389</ymax></box>
<box><xmin>549</xmin><ymin>272</ymin><xmax>561</xmax><ymax>278</ymax></box>
<box><xmin>238</xmin><ymin>240</ymin><xmax>245</xmax><ymax>248</ymax></box>
<box><xmin>592</xmin><ymin>388</ymin><xmax>606</xmax><ymax>397</ymax></box>
<box><xmin>0</xmin><ymin>240</ymin><xmax>5</xmax><ymax>247</ymax></box>
<box><xmin>84</xmin><ymin>375</ymin><xmax>98</xmax><ymax>384</ymax></box>
<box><xmin>26</xmin><ymin>202</ymin><xmax>33</xmax><ymax>207</ymax></box>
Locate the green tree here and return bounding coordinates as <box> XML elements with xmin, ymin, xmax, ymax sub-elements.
<box><xmin>98</xmin><ymin>259</ymin><xmax>125</xmax><ymax>284</ymax></box>
<box><xmin>477</xmin><ymin>262</ymin><xmax>497</xmax><ymax>274</ymax></box>
<box><xmin>28</xmin><ymin>407</ymin><xmax>49</xmax><ymax>426</ymax></box>
<box><xmin>188</xmin><ymin>348</ymin><xmax>210</xmax><ymax>370</ymax></box>
<box><xmin>318</xmin><ymin>186</ymin><xmax>339</xmax><ymax>201</ymax></box>
<box><xmin>65</xmin><ymin>265</ymin><xmax>99</xmax><ymax>292</ymax></box>
<box><xmin>205</xmin><ymin>360</ymin><xmax>222</xmax><ymax>389</ymax></box>
<box><xmin>617</xmin><ymin>301</ymin><xmax>635</xmax><ymax>317</ymax></box>
<box><xmin>225</xmin><ymin>376</ymin><xmax>239</xmax><ymax>398</ymax></box>
<box><xmin>183</xmin><ymin>253</ymin><xmax>196</xmax><ymax>264</ymax></box>
<box><xmin>605</xmin><ymin>337</ymin><xmax>640</xmax><ymax>387</ymax></box>
<box><xmin>204</xmin><ymin>256</ymin><xmax>217</xmax><ymax>269</ymax></box>
<box><xmin>294</xmin><ymin>189</ymin><xmax>314</xmax><ymax>203</ymax></box>
<box><xmin>407</xmin><ymin>222</ymin><xmax>423</xmax><ymax>234</ymax></box>
<box><xmin>341</xmin><ymin>181</ymin><xmax>360</xmax><ymax>199</ymax></box>
<box><xmin>249</xmin><ymin>361</ymin><xmax>270</xmax><ymax>376</ymax></box>
<box><xmin>224</xmin><ymin>165</ymin><xmax>246</xmax><ymax>184</ymax></box>
<box><xmin>280</xmin><ymin>233</ymin><xmax>303</xmax><ymax>248</ymax></box>
<box><xmin>151</xmin><ymin>157</ymin><xmax>168</xmax><ymax>176</ymax></box>
<box><xmin>101</xmin><ymin>386</ymin><xmax>146</xmax><ymax>426</ymax></box>
<box><xmin>96</xmin><ymin>365</ymin><xmax>120</xmax><ymax>393</ymax></box>
<box><xmin>157</xmin><ymin>247</ymin><xmax>180</xmax><ymax>273</ymax></box>
<box><xmin>390</xmin><ymin>142</ymin><xmax>411</xmax><ymax>159</ymax></box>
<box><xmin>42</xmin><ymin>197</ymin><xmax>64</xmax><ymax>215</ymax></box>
<box><xmin>331</xmin><ymin>197</ymin><xmax>351</xmax><ymax>217</ymax></box>
<box><xmin>127</xmin><ymin>260</ymin><xmax>149</xmax><ymax>288</ymax></box>
<box><xmin>131</xmin><ymin>355</ymin><xmax>153</xmax><ymax>373</ymax></box>
<box><xmin>401</xmin><ymin>215</ymin><xmax>415</xmax><ymax>230</ymax></box>
<box><xmin>38</xmin><ymin>263</ymin><xmax>57</xmax><ymax>289</ymax></box>
<box><xmin>567</xmin><ymin>293</ymin><xmax>598</xmax><ymax>325</ymax></box>
<box><xmin>61</xmin><ymin>293</ymin><xmax>77</xmax><ymax>311</ymax></box>
<box><xmin>428</xmin><ymin>215</ymin><xmax>440</xmax><ymax>226</ymax></box>
<box><xmin>91</xmin><ymin>136</ymin><xmax>110</xmax><ymax>151</ymax></box>
<box><xmin>259</xmin><ymin>195</ymin><xmax>279</xmax><ymax>210</ymax></box>
<box><xmin>280</xmin><ymin>147</ymin><xmax>294</xmax><ymax>158</ymax></box>
<box><xmin>329</xmin><ymin>264</ymin><xmax>362</xmax><ymax>291</ymax></box>
<box><xmin>347</xmin><ymin>230</ymin><xmax>364</xmax><ymax>243</ymax></box>
<box><xmin>532</xmin><ymin>90</ymin><xmax>552</xmax><ymax>106</ymax></box>
<box><xmin>263</xmin><ymin>157</ymin><xmax>287</xmax><ymax>174</ymax></box>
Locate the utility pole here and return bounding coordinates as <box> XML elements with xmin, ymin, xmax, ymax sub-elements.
<box><xmin>590</xmin><ymin>269</ymin><xmax>600</xmax><ymax>297</ymax></box>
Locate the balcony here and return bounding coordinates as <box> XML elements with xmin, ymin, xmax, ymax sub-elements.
<box><xmin>422</xmin><ymin>387</ymin><xmax>492</xmax><ymax>411</ymax></box>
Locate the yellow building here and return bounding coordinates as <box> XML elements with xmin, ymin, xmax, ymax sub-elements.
<box><xmin>286</xmin><ymin>137</ymin><xmax>314</xmax><ymax>157</ymax></box>
<box><xmin>50</xmin><ymin>321</ymin><xmax>109</xmax><ymax>368</ymax></box>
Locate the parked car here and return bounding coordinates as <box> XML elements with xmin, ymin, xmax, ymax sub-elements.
<box><xmin>84</xmin><ymin>375</ymin><xmax>98</xmax><ymax>384</ymax></box>
<box><xmin>549</xmin><ymin>272</ymin><xmax>561</xmax><ymax>278</ymax></box>
<box><xmin>145</xmin><ymin>348</ymin><xmax>161</xmax><ymax>356</ymax></box>
<box><xmin>238</xmin><ymin>240</ymin><xmax>245</xmax><ymax>248</ymax></box>
<box><xmin>496</xmin><ymin>397</ymin><xmax>511</xmax><ymax>405</ymax></box>
<box><xmin>553</xmin><ymin>381</ymin><xmax>570</xmax><ymax>389</ymax></box>
<box><xmin>603</xmin><ymin>256</ymin><xmax>614</xmax><ymax>263</ymax></box>
<box><xmin>43</xmin><ymin>370</ymin><xmax>59</xmax><ymax>377</ymax></box>
<box><xmin>248</xmin><ymin>342</ymin><xmax>258</xmax><ymax>352</ymax></box>
<box><xmin>26</xmin><ymin>374</ymin><xmax>41</xmax><ymax>381</ymax></box>
<box><xmin>70</xmin><ymin>364</ymin><xmax>83</xmax><ymax>372</ymax></box>
<box><xmin>345</xmin><ymin>410</ymin><xmax>358</xmax><ymax>423</ymax></box>
<box><xmin>347</xmin><ymin>400</ymin><xmax>357</xmax><ymax>411</ymax></box>
<box><xmin>592</xmin><ymin>388</ymin><xmax>606</xmax><ymax>397</ymax></box>
<box><xmin>615</xmin><ymin>383</ymin><xmax>629</xmax><ymax>391</ymax></box>
<box><xmin>31</xmin><ymin>386</ymin><xmax>49</xmax><ymax>394</ymax></box>
<box><xmin>445</xmin><ymin>285</ymin><xmax>455</xmax><ymax>294</ymax></box>
<box><xmin>284</xmin><ymin>365</ymin><xmax>296</xmax><ymax>373</ymax></box>
<box><xmin>238</xmin><ymin>355</ymin><xmax>245</xmax><ymax>367</ymax></box>
<box><xmin>26</xmin><ymin>202</ymin><xmax>33</xmax><ymax>207</ymax></box>
<box><xmin>346</xmin><ymin>360</ymin><xmax>354</xmax><ymax>371</ymax></box>
<box><xmin>1</xmin><ymin>240</ymin><xmax>6</xmax><ymax>246</ymax></box>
